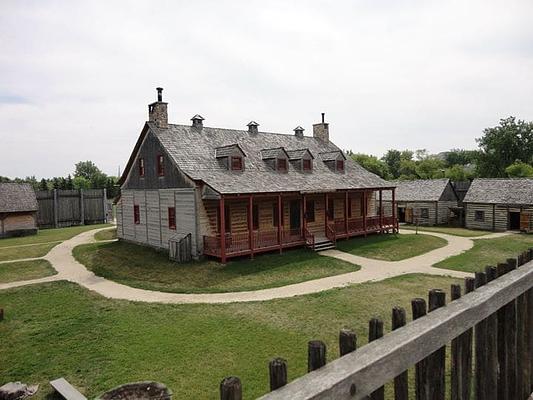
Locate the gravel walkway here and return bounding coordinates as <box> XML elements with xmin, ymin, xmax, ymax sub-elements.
<box><xmin>0</xmin><ymin>227</ymin><xmax>509</xmax><ymax>304</ymax></box>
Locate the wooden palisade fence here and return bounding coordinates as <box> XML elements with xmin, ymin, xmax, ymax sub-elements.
<box><xmin>35</xmin><ymin>188</ymin><xmax>108</xmax><ymax>228</ymax></box>
<box><xmin>220</xmin><ymin>248</ymin><xmax>533</xmax><ymax>400</ymax></box>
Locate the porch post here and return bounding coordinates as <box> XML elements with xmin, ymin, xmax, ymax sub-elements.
<box><xmin>220</xmin><ymin>196</ymin><xmax>226</xmax><ymax>263</ymax></box>
<box><xmin>303</xmin><ymin>194</ymin><xmax>307</xmax><ymax>236</ymax></box>
<box><xmin>344</xmin><ymin>191</ymin><xmax>349</xmax><ymax>235</ymax></box>
<box><xmin>325</xmin><ymin>192</ymin><xmax>329</xmax><ymax>237</ymax></box>
<box><xmin>363</xmin><ymin>189</ymin><xmax>367</xmax><ymax>236</ymax></box>
<box><xmin>379</xmin><ymin>189</ymin><xmax>383</xmax><ymax>233</ymax></box>
<box><xmin>278</xmin><ymin>193</ymin><xmax>282</xmax><ymax>253</ymax></box>
<box><xmin>248</xmin><ymin>195</ymin><xmax>254</xmax><ymax>259</ymax></box>
<box><xmin>392</xmin><ymin>188</ymin><xmax>397</xmax><ymax>233</ymax></box>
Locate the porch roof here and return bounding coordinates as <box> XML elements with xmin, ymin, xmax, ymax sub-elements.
<box><xmin>150</xmin><ymin>122</ymin><xmax>393</xmax><ymax>194</ymax></box>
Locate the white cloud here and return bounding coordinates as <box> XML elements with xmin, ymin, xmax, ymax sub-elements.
<box><xmin>1</xmin><ymin>0</ymin><xmax>532</xmax><ymax>178</ymax></box>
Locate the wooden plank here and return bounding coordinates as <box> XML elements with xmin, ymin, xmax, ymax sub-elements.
<box><xmin>484</xmin><ymin>266</ymin><xmax>498</xmax><ymax>400</ymax></box>
<box><xmin>428</xmin><ymin>289</ymin><xmax>446</xmax><ymax>400</ymax></box>
<box><xmin>411</xmin><ymin>298</ymin><xmax>427</xmax><ymax>400</ymax></box>
<box><xmin>49</xmin><ymin>378</ymin><xmax>87</xmax><ymax>400</ymax></box>
<box><xmin>505</xmin><ymin>258</ymin><xmax>518</xmax><ymax>400</ymax></box>
<box><xmin>474</xmin><ymin>272</ymin><xmax>488</xmax><ymax>400</ymax></box>
<box><xmin>450</xmin><ymin>283</ymin><xmax>472</xmax><ymax>400</ymax></box>
<box><xmin>391</xmin><ymin>307</ymin><xmax>408</xmax><ymax>400</ymax></box>
<box><xmin>258</xmin><ymin>260</ymin><xmax>533</xmax><ymax>400</ymax></box>
<box><xmin>368</xmin><ymin>318</ymin><xmax>384</xmax><ymax>400</ymax></box>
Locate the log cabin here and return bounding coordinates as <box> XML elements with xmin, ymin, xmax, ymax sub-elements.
<box><xmin>381</xmin><ymin>179</ymin><xmax>459</xmax><ymax>226</ymax></box>
<box><xmin>0</xmin><ymin>183</ymin><xmax>38</xmax><ymax>238</ymax></box>
<box><xmin>116</xmin><ymin>88</ymin><xmax>398</xmax><ymax>262</ymax></box>
<box><xmin>463</xmin><ymin>178</ymin><xmax>533</xmax><ymax>232</ymax></box>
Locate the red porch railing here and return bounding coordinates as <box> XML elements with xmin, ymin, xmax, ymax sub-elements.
<box><xmin>282</xmin><ymin>227</ymin><xmax>305</xmax><ymax>244</ymax></box>
<box><xmin>326</xmin><ymin>223</ymin><xmax>336</xmax><ymax>245</ymax></box>
<box><xmin>347</xmin><ymin>217</ymin><xmax>364</xmax><ymax>232</ymax></box>
<box><xmin>334</xmin><ymin>218</ymin><xmax>347</xmax><ymax>235</ymax></box>
<box><xmin>254</xmin><ymin>230</ymin><xmax>278</xmax><ymax>249</ymax></box>
<box><xmin>304</xmin><ymin>227</ymin><xmax>315</xmax><ymax>248</ymax></box>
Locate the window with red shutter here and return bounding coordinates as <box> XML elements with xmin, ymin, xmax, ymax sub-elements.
<box><xmin>336</xmin><ymin>160</ymin><xmax>344</xmax><ymax>172</ymax></box>
<box><xmin>303</xmin><ymin>159</ymin><xmax>312</xmax><ymax>171</ymax></box>
<box><xmin>168</xmin><ymin>207</ymin><xmax>176</xmax><ymax>230</ymax></box>
<box><xmin>231</xmin><ymin>156</ymin><xmax>243</xmax><ymax>171</ymax></box>
<box><xmin>277</xmin><ymin>158</ymin><xmax>287</xmax><ymax>171</ymax></box>
<box><xmin>134</xmin><ymin>205</ymin><xmax>140</xmax><ymax>224</ymax></box>
<box><xmin>157</xmin><ymin>155</ymin><xmax>165</xmax><ymax>176</ymax></box>
<box><xmin>139</xmin><ymin>158</ymin><xmax>145</xmax><ymax>177</ymax></box>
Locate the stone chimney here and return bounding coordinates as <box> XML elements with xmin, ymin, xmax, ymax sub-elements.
<box><xmin>294</xmin><ymin>126</ymin><xmax>305</xmax><ymax>138</ymax></box>
<box><xmin>148</xmin><ymin>87</ymin><xmax>168</xmax><ymax>129</ymax></box>
<box><xmin>312</xmin><ymin>112</ymin><xmax>329</xmax><ymax>142</ymax></box>
<box><xmin>191</xmin><ymin>114</ymin><xmax>204</xmax><ymax>129</ymax></box>
<box><xmin>247</xmin><ymin>121</ymin><xmax>259</xmax><ymax>135</ymax></box>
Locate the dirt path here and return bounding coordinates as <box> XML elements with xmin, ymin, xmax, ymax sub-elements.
<box><xmin>0</xmin><ymin>228</ymin><xmax>509</xmax><ymax>304</ymax></box>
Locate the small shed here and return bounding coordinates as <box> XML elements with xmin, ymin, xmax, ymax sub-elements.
<box><xmin>382</xmin><ymin>179</ymin><xmax>459</xmax><ymax>226</ymax></box>
<box><xmin>0</xmin><ymin>183</ymin><xmax>38</xmax><ymax>238</ymax></box>
<box><xmin>463</xmin><ymin>178</ymin><xmax>533</xmax><ymax>232</ymax></box>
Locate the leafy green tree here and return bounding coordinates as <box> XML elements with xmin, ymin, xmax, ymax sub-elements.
<box><xmin>505</xmin><ymin>161</ymin><xmax>533</xmax><ymax>178</ymax></box>
<box><xmin>73</xmin><ymin>176</ymin><xmax>91</xmax><ymax>190</ymax></box>
<box><xmin>444</xmin><ymin>149</ymin><xmax>479</xmax><ymax>167</ymax></box>
<box><xmin>382</xmin><ymin>150</ymin><xmax>402</xmax><ymax>179</ymax></box>
<box><xmin>445</xmin><ymin>164</ymin><xmax>475</xmax><ymax>181</ymax></box>
<box><xmin>39</xmin><ymin>179</ymin><xmax>49</xmax><ymax>191</ymax></box>
<box><xmin>415</xmin><ymin>157</ymin><xmax>445</xmax><ymax>179</ymax></box>
<box><xmin>350</xmin><ymin>153</ymin><xmax>391</xmax><ymax>179</ymax></box>
<box><xmin>398</xmin><ymin>159</ymin><xmax>417</xmax><ymax>179</ymax></box>
<box><xmin>65</xmin><ymin>175</ymin><xmax>74</xmax><ymax>190</ymax></box>
<box><xmin>476</xmin><ymin>117</ymin><xmax>533</xmax><ymax>177</ymax></box>
<box><xmin>74</xmin><ymin>160</ymin><xmax>108</xmax><ymax>189</ymax></box>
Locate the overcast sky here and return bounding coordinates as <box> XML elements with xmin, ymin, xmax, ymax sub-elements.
<box><xmin>1</xmin><ymin>0</ymin><xmax>532</xmax><ymax>179</ymax></box>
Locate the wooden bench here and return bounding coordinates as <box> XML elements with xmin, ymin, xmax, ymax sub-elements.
<box><xmin>49</xmin><ymin>378</ymin><xmax>87</xmax><ymax>400</ymax></box>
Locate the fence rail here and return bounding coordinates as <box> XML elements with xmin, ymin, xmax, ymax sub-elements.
<box><xmin>35</xmin><ymin>188</ymin><xmax>108</xmax><ymax>228</ymax></box>
<box><xmin>218</xmin><ymin>248</ymin><xmax>533</xmax><ymax>400</ymax></box>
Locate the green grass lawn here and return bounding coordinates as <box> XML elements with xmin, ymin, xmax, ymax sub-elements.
<box><xmin>0</xmin><ymin>224</ymin><xmax>111</xmax><ymax>248</ymax></box>
<box><xmin>73</xmin><ymin>241</ymin><xmax>359</xmax><ymax>293</ymax></box>
<box><xmin>336</xmin><ymin>233</ymin><xmax>447</xmax><ymax>261</ymax></box>
<box><xmin>0</xmin><ymin>243</ymin><xmax>59</xmax><ymax>262</ymax></box>
<box><xmin>434</xmin><ymin>234</ymin><xmax>533</xmax><ymax>273</ymax></box>
<box><xmin>94</xmin><ymin>228</ymin><xmax>117</xmax><ymax>241</ymax></box>
<box><xmin>0</xmin><ymin>274</ymin><xmax>460</xmax><ymax>399</ymax></box>
<box><xmin>401</xmin><ymin>225</ymin><xmax>492</xmax><ymax>237</ymax></box>
<box><xmin>0</xmin><ymin>259</ymin><xmax>56</xmax><ymax>283</ymax></box>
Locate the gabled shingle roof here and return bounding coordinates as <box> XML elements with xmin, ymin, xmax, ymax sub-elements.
<box><xmin>319</xmin><ymin>150</ymin><xmax>346</xmax><ymax>161</ymax></box>
<box><xmin>382</xmin><ymin>179</ymin><xmax>452</xmax><ymax>202</ymax></box>
<box><xmin>260</xmin><ymin>147</ymin><xmax>288</xmax><ymax>160</ymax></box>
<box><xmin>463</xmin><ymin>178</ymin><xmax>533</xmax><ymax>205</ymax></box>
<box><xmin>144</xmin><ymin>122</ymin><xmax>392</xmax><ymax>194</ymax></box>
<box><xmin>0</xmin><ymin>183</ymin><xmax>38</xmax><ymax>213</ymax></box>
<box><xmin>215</xmin><ymin>144</ymin><xmax>246</xmax><ymax>158</ymax></box>
<box><xmin>286</xmin><ymin>149</ymin><xmax>313</xmax><ymax>160</ymax></box>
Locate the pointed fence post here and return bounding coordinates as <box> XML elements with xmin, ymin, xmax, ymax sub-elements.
<box><xmin>392</xmin><ymin>307</ymin><xmax>408</xmax><ymax>400</ymax></box>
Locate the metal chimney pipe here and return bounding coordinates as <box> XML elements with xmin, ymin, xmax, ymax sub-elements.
<box><xmin>157</xmin><ymin>87</ymin><xmax>163</xmax><ymax>102</ymax></box>
<box><xmin>321</xmin><ymin>113</ymin><xmax>325</xmax><ymax>123</ymax></box>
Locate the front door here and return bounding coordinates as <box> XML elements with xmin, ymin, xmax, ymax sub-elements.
<box><xmin>509</xmin><ymin>211</ymin><xmax>521</xmax><ymax>230</ymax></box>
<box><xmin>290</xmin><ymin>200</ymin><xmax>301</xmax><ymax>230</ymax></box>
<box><xmin>398</xmin><ymin>207</ymin><xmax>406</xmax><ymax>223</ymax></box>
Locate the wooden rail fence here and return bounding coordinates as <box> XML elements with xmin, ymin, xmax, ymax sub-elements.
<box><xmin>36</xmin><ymin>189</ymin><xmax>108</xmax><ymax>228</ymax></box>
<box><xmin>219</xmin><ymin>248</ymin><xmax>533</xmax><ymax>400</ymax></box>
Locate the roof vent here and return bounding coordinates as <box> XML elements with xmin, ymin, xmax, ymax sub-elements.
<box><xmin>191</xmin><ymin>114</ymin><xmax>204</xmax><ymax>129</ymax></box>
<box><xmin>247</xmin><ymin>121</ymin><xmax>259</xmax><ymax>135</ymax></box>
<box><xmin>294</xmin><ymin>126</ymin><xmax>304</xmax><ymax>138</ymax></box>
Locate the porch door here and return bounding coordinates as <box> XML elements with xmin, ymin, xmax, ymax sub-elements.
<box><xmin>520</xmin><ymin>212</ymin><xmax>530</xmax><ymax>231</ymax></box>
<box><xmin>290</xmin><ymin>200</ymin><xmax>301</xmax><ymax>230</ymax></box>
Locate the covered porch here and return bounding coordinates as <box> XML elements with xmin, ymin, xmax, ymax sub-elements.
<box><xmin>203</xmin><ymin>188</ymin><xmax>397</xmax><ymax>263</ymax></box>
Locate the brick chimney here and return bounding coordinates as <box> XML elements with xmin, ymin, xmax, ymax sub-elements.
<box><xmin>247</xmin><ymin>121</ymin><xmax>259</xmax><ymax>135</ymax></box>
<box><xmin>148</xmin><ymin>87</ymin><xmax>168</xmax><ymax>129</ymax></box>
<box><xmin>294</xmin><ymin>126</ymin><xmax>304</xmax><ymax>138</ymax></box>
<box><xmin>191</xmin><ymin>114</ymin><xmax>204</xmax><ymax>129</ymax></box>
<box><xmin>312</xmin><ymin>113</ymin><xmax>329</xmax><ymax>142</ymax></box>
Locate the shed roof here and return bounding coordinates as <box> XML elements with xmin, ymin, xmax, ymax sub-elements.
<box><xmin>0</xmin><ymin>183</ymin><xmax>38</xmax><ymax>213</ymax></box>
<box><xmin>463</xmin><ymin>178</ymin><xmax>533</xmax><ymax>205</ymax></box>
<box><xmin>382</xmin><ymin>178</ymin><xmax>452</xmax><ymax>202</ymax></box>
<box><xmin>143</xmin><ymin>123</ymin><xmax>392</xmax><ymax>194</ymax></box>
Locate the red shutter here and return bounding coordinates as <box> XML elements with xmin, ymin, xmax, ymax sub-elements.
<box><xmin>157</xmin><ymin>155</ymin><xmax>165</xmax><ymax>176</ymax></box>
<box><xmin>134</xmin><ymin>205</ymin><xmax>140</xmax><ymax>224</ymax></box>
<box><xmin>336</xmin><ymin>160</ymin><xmax>344</xmax><ymax>171</ymax></box>
<box><xmin>139</xmin><ymin>158</ymin><xmax>145</xmax><ymax>177</ymax></box>
<box><xmin>168</xmin><ymin>207</ymin><xmax>176</xmax><ymax>230</ymax></box>
<box><xmin>277</xmin><ymin>158</ymin><xmax>287</xmax><ymax>171</ymax></box>
<box><xmin>231</xmin><ymin>156</ymin><xmax>243</xmax><ymax>171</ymax></box>
<box><xmin>303</xmin><ymin>159</ymin><xmax>312</xmax><ymax>171</ymax></box>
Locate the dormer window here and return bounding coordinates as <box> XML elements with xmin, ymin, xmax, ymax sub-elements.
<box><xmin>139</xmin><ymin>158</ymin><xmax>145</xmax><ymax>177</ymax></box>
<box><xmin>337</xmin><ymin>160</ymin><xmax>344</xmax><ymax>172</ymax></box>
<box><xmin>303</xmin><ymin>159</ymin><xmax>312</xmax><ymax>171</ymax></box>
<box><xmin>319</xmin><ymin>150</ymin><xmax>346</xmax><ymax>173</ymax></box>
<box><xmin>277</xmin><ymin>158</ymin><xmax>287</xmax><ymax>171</ymax></box>
<box><xmin>157</xmin><ymin>154</ymin><xmax>165</xmax><ymax>176</ymax></box>
<box><xmin>231</xmin><ymin>156</ymin><xmax>243</xmax><ymax>171</ymax></box>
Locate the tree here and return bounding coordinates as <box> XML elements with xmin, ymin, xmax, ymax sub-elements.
<box><xmin>444</xmin><ymin>149</ymin><xmax>479</xmax><ymax>167</ymax></box>
<box><xmin>350</xmin><ymin>153</ymin><xmax>391</xmax><ymax>179</ymax></box>
<box><xmin>74</xmin><ymin>160</ymin><xmax>108</xmax><ymax>189</ymax></box>
<box><xmin>39</xmin><ymin>178</ymin><xmax>49</xmax><ymax>191</ymax></box>
<box><xmin>415</xmin><ymin>156</ymin><xmax>445</xmax><ymax>179</ymax></box>
<box><xmin>382</xmin><ymin>150</ymin><xmax>402</xmax><ymax>179</ymax></box>
<box><xmin>65</xmin><ymin>175</ymin><xmax>74</xmax><ymax>190</ymax></box>
<box><xmin>476</xmin><ymin>117</ymin><xmax>533</xmax><ymax>177</ymax></box>
<box><xmin>445</xmin><ymin>164</ymin><xmax>475</xmax><ymax>181</ymax></box>
<box><xmin>505</xmin><ymin>161</ymin><xmax>533</xmax><ymax>178</ymax></box>
<box><xmin>73</xmin><ymin>176</ymin><xmax>91</xmax><ymax>190</ymax></box>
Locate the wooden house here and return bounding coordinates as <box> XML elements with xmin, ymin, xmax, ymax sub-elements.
<box><xmin>381</xmin><ymin>179</ymin><xmax>459</xmax><ymax>226</ymax></box>
<box><xmin>116</xmin><ymin>88</ymin><xmax>398</xmax><ymax>262</ymax></box>
<box><xmin>463</xmin><ymin>178</ymin><xmax>533</xmax><ymax>232</ymax></box>
<box><xmin>0</xmin><ymin>183</ymin><xmax>38</xmax><ymax>238</ymax></box>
